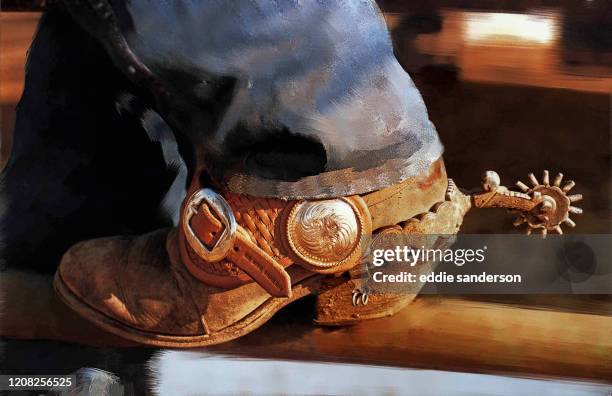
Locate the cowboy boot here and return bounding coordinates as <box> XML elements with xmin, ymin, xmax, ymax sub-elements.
<box><xmin>54</xmin><ymin>159</ymin><xmax>474</xmax><ymax>347</ymax></box>
<box><xmin>53</xmin><ymin>162</ymin><xmax>582</xmax><ymax>347</ymax></box>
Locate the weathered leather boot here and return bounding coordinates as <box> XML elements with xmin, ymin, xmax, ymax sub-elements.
<box><xmin>54</xmin><ymin>159</ymin><xmax>473</xmax><ymax>347</ymax></box>
<box><xmin>54</xmin><ymin>163</ymin><xmax>584</xmax><ymax>347</ymax></box>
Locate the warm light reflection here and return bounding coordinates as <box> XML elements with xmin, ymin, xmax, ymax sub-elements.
<box><xmin>464</xmin><ymin>12</ymin><xmax>555</xmax><ymax>45</ymax></box>
<box><xmin>410</xmin><ymin>9</ymin><xmax>610</xmax><ymax>93</ymax></box>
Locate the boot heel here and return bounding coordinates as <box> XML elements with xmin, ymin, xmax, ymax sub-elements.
<box><xmin>314</xmin><ymin>276</ymin><xmax>416</xmax><ymax>326</ymax></box>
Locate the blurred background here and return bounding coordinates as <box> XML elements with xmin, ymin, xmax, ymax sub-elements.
<box><xmin>2</xmin><ymin>0</ymin><xmax>610</xmax><ymax>233</ymax></box>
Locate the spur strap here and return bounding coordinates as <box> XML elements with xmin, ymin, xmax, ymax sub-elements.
<box><xmin>179</xmin><ymin>159</ymin><xmax>448</xmax><ymax>297</ymax></box>
<box><xmin>182</xmin><ymin>194</ymin><xmax>292</xmax><ymax>297</ymax></box>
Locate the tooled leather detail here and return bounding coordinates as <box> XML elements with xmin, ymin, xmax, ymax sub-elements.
<box><xmin>184</xmin><ymin>192</ymin><xmax>293</xmax><ymax>281</ymax></box>
<box><xmin>180</xmin><ymin>197</ymin><xmax>291</xmax><ymax>297</ymax></box>
<box><xmin>400</xmin><ymin>181</ymin><xmax>471</xmax><ymax>235</ymax></box>
<box><xmin>180</xmin><ymin>192</ymin><xmax>371</xmax><ymax>291</ymax></box>
<box><xmin>185</xmin><ymin>244</ymin><xmax>245</xmax><ymax>277</ymax></box>
<box><xmin>180</xmin><ymin>160</ymin><xmax>450</xmax><ymax>296</ymax></box>
<box><xmin>223</xmin><ymin>193</ymin><xmax>291</xmax><ymax>263</ymax></box>
<box><xmin>226</xmin><ymin>236</ymin><xmax>290</xmax><ymax>296</ymax></box>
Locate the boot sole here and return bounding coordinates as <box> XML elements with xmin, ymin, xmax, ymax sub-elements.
<box><xmin>54</xmin><ymin>269</ymin><xmax>416</xmax><ymax>347</ymax></box>
<box><xmin>54</xmin><ymin>269</ymin><xmax>324</xmax><ymax>348</ymax></box>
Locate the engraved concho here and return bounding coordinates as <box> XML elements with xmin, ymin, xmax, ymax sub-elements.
<box><xmin>286</xmin><ymin>198</ymin><xmax>362</xmax><ymax>268</ymax></box>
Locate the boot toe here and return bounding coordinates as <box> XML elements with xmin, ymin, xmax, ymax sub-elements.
<box><xmin>55</xmin><ymin>230</ymin><xmax>206</xmax><ymax>336</ymax></box>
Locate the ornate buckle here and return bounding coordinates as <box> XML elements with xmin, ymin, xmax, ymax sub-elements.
<box><xmin>182</xmin><ymin>188</ymin><xmax>237</xmax><ymax>262</ymax></box>
<box><xmin>284</xmin><ymin>197</ymin><xmax>369</xmax><ymax>271</ymax></box>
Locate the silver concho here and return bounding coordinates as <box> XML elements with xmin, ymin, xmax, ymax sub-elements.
<box><xmin>286</xmin><ymin>198</ymin><xmax>362</xmax><ymax>268</ymax></box>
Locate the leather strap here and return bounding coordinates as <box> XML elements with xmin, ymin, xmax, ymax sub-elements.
<box><xmin>363</xmin><ymin>160</ymin><xmax>447</xmax><ymax>230</ymax></box>
<box><xmin>179</xmin><ymin>158</ymin><xmax>447</xmax><ymax>297</ymax></box>
<box><xmin>180</xmin><ymin>203</ymin><xmax>292</xmax><ymax>297</ymax></box>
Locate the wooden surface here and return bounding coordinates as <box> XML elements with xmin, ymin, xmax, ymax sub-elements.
<box><xmin>214</xmin><ymin>295</ymin><xmax>612</xmax><ymax>382</ymax></box>
<box><xmin>0</xmin><ymin>12</ymin><xmax>38</xmax><ymax>104</ymax></box>
<box><xmin>2</xmin><ymin>268</ymin><xmax>611</xmax><ymax>382</ymax></box>
<box><xmin>0</xmin><ymin>12</ymin><xmax>40</xmax><ymax>168</ymax></box>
